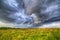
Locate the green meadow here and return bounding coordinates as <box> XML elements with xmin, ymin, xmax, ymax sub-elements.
<box><xmin>0</xmin><ymin>28</ymin><xmax>60</xmax><ymax>40</ymax></box>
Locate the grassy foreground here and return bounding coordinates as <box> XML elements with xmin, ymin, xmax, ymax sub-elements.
<box><xmin>0</xmin><ymin>28</ymin><xmax>60</xmax><ymax>40</ymax></box>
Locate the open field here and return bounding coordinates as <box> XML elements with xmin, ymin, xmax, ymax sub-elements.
<box><xmin>0</xmin><ymin>28</ymin><xmax>60</xmax><ymax>40</ymax></box>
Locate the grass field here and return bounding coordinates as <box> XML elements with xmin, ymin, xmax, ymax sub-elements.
<box><xmin>0</xmin><ymin>28</ymin><xmax>60</xmax><ymax>40</ymax></box>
